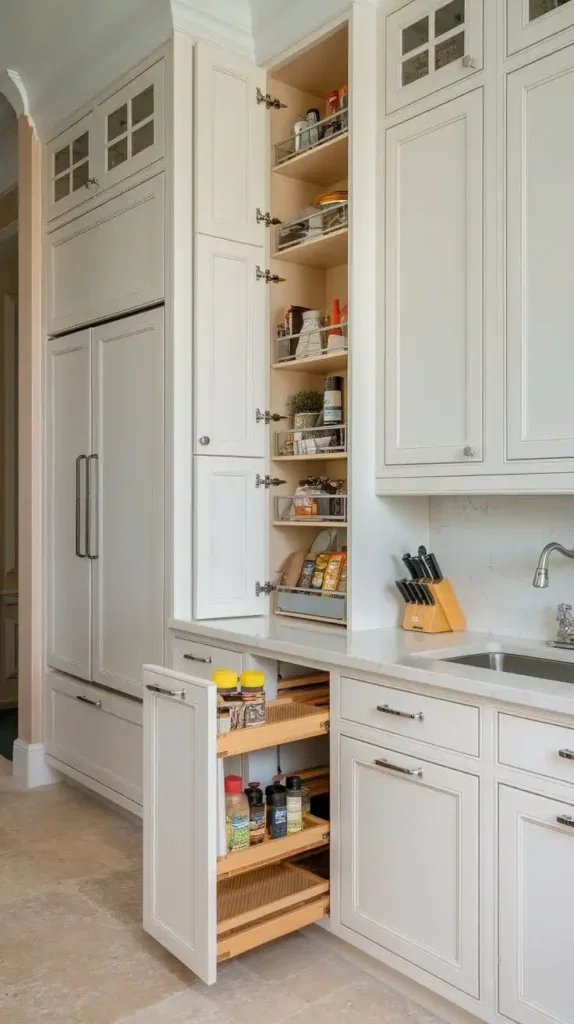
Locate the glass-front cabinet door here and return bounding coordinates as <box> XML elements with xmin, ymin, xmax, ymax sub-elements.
<box><xmin>386</xmin><ymin>0</ymin><xmax>483</xmax><ymax>112</ymax></box>
<box><xmin>96</xmin><ymin>60</ymin><xmax>164</xmax><ymax>191</ymax></box>
<box><xmin>46</xmin><ymin>113</ymin><xmax>96</xmax><ymax>221</ymax></box>
<box><xmin>507</xmin><ymin>0</ymin><xmax>574</xmax><ymax>55</ymax></box>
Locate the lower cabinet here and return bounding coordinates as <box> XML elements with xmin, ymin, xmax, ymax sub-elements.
<box><xmin>339</xmin><ymin>734</ymin><xmax>480</xmax><ymax>998</ymax></box>
<box><xmin>44</xmin><ymin>672</ymin><xmax>143</xmax><ymax>809</ymax></box>
<box><xmin>498</xmin><ymin>785</ymin><xmax>574</xmax><ymax>1024</ymax></box>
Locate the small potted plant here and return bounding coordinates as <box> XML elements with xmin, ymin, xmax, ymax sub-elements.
<box><xmin>290</xmin><ymin>389</ymin><xmax>323</xmax><ymax>429</ymax></box>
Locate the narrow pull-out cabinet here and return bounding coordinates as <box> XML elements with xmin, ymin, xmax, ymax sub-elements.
<box><xmin>194</xmin><ymin>43</ymin><xmax>267</xmax><ymax>246</ymax></box>
<box><xmin>46</xmin><ymin>330</ymin><xmax>92</xmax><ymax>681</ymax></box>
<box><xmin>384</xmin><ymin>89</ymin><xmax>483</xmax><ymax>469</ymax></box>
<box><xmin>498</xmin><ymin>785</ymin><xmax>574</xmax><ymax>1024</ymax></box>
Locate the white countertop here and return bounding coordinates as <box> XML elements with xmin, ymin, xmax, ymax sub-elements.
<box><xmin>169</xmin><ymin>616</ymin><xmax>574</xmax><ymax>718</ymax></box>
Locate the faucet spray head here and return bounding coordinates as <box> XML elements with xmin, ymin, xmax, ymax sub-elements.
<box><xmin>532</xmin><ymin>566</ymin><xmax>549</xmax><ymax>588</ymax></box>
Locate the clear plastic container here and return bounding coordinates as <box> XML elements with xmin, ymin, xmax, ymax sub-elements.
<box><xmin>224</xmin><ymin>775</ymin><xmax>250</xmax><ymax>851</ymax></box>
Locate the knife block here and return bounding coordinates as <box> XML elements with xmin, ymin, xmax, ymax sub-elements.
<box><xmin>402</xmin><ymin>578</ymin><xmax>465</xmax><ymax>634</ymax></box>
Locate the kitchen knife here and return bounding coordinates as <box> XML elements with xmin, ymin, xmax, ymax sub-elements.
<box><xmin>425</xmin><ymin>551</ymin><xmax>443</xmax><ymax>581</ymax></box>
<box><xmin>411</xmin><ymin>556</ymin><xmax>427</xmax><ymax>580</ymax></box>
<box><xmin>395</xmin><ymin>579</ymin><xmax>411</xmax><ymax>603</ymax></box>
<box><xmin>422</xmin><ymin>582</ymin><xmax>435</xmax><ymax>605</ymax></box>
<box><xmin>403</xmin><ymin>579</ymin><xmax>419</xmax><ymax>603</ymax></box>
<box><xmin>414</xmin><ymin>582</ymin><xmax>431</xmax><ymax>605</ymax></box>
<box><xmin>402</xmin><ymin>553</ymin><xmax>419</xmax><ymax>580</ymax></box>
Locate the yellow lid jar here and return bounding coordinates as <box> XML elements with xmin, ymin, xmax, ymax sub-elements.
<box><xmin>213</xmin><ymin>669</ymin><xmax>242</xmax><ymax>729</ymax></box>
<box><xmin>239</xmin><ymin>671</ymin><xmax>266</xmax><ymax>728</ymax></box>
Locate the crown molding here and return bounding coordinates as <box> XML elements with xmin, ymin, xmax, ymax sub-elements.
<box><xmin>171</xmin><ymin>0</ymin><xmax>254</xmax><ymax>58</ymax></box>
<box><xmin>0</xmin><ymin>69</ymin><xmax>32</xmax><ymax>123</ymax></box>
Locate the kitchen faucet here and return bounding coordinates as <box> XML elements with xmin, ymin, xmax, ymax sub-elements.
<box><xmin>532</xmin><ymin>542</ymin><xmax>574</xmax><ymax>588</ymax></box>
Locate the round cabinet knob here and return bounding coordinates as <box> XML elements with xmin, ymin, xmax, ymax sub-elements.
<box><xmin>463</xmin><ymin>446</ymin><xmax>475</xmax><ymax>458</ymax></box>
<box><xmin>462</xmin><ymin>55</ymin><xmax>476</xmax><ymax>69</ymax></box>
<box><xmin>199</xmin><ymin>436</ymin><xmax>210</xmax><ymax>446</ymax></box>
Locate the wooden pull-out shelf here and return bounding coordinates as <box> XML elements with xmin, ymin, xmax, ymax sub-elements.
<box><xmin>218</xmin><ymin>862</ymin><xmax>329</xmax><ymax>935</ymax></box>
<box><xmin>217</xmin><ymin>894</ymin><xmax>330</xmax><ymax>962</ymax></box>
<box><xmin>217</xmin><ymin>814</ymin><xmax>329</xmax><ymax>878</ymax></box>
<box><xmin>217</xmin><ymin>700</ymin><xmax>329</xmax><ymax>757</ymax></box>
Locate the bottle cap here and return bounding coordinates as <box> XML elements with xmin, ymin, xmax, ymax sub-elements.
<box><xmin>286</xmin><ymin>775</ymin><xmax>302</xmax><ymax>791</ymax></box>
<box><xmin>240</xmin><ymin>670</ymin><xmax>265</xmax><ymax>690</ymax></box>
<box><xmin>244</xmin><ymin>783</ymin><xmax>264</xmax><ymax>805</ymax></box>
<box><xmin>268</xmin><ymin>787</ymin><xmax>287</xmax><ymax>807</ymax></box>
<box><xmin>265</xmin><ymin>783</ymin><xmax>283</xmax><ymax>798</ymax></box>
<box><xmin>213</xmin><ymin>669</ymin><xmax>239</xmax><ymax>690</ymax></box>
<box><xmin>224</xmin><ymin>774</ymin><xmax>243</xmax><ymax>794</ymax></box>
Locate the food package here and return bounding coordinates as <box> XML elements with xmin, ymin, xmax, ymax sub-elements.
<box><xmin>322</xmin><ymin>552</ymin><xmax>346</xmax><ymax>592</ymax></box>
<box><xmin>311</xmin><ymin>552</ymin><xmax>331</xmax><ymax>590</ymax></box>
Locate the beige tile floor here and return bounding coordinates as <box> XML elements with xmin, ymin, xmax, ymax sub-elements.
<box><xmin>0</xmin><ymin>780</ymin><xmax>448</xmax><ymax>1024</ymax></box>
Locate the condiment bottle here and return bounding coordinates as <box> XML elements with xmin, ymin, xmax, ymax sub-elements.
<box><xmin>323</xmin><ymin>376</ymin><xmax>343</xmax><ymax>424</ymax></box>
<box><xmin>224</xmin><ymin>775</ymin><xmax>250</xmax><ymax>851</ymax></box>
<box><xmin>267</xmin><ymin>786</ymin><xmax>287</xmax><ymax>840</ymax></box>
<box><xmin>286</xmin><ymin>775</ymin><xmax>303</xmax><ymax>833</ymax></box>
<box><xmin>240</xmin><ymin>670</ymin><xmax>266</xmax><ymax>727</ymax></box>
<box><xmin>213</xmin><ymin>669</ymin><xmax>243</xmax><ymax>730</ymax></box>
<box><xmin>244</xmin><ymin>783</ymin><xmax>265</xmax><ymax>845</ymax></box>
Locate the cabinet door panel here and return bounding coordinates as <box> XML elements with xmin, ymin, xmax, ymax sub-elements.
<box><xmin>92</xmin><ymin>309</ymin><xmax>164</xmax><ymax>694</ymax></box>
<box><xmin>508</xmin><ymin>0</ymin><xmax>574</xmax><ymax>55</ymax></box>
<box><xmin>195</xmin><ymin>43</ymin><xmax>266</xmax><ymax>246</ymax></box>
<box><xmin>194</xmin><ymin>457</ymin><xmax>267</xmax><ymax>620</ymax></box>
<box><xmin>45</xmin><ymin>113</ymin><xmax>95</xmax><ymax>222</ymax></box>
<box><xmin>385</xmin><ymin>90</ymin><xmax>483</xmax><ymax>467</ymax></box>
<box><xmin>194</xmin><ymin>235</ymin><xmax>265</xmax><ymax>456</ymax></box>
<box><xmin>340</xmin><ymin>735</ymin><xmax>479</xmax><ymax>997</ymax></box>
<box><xmin>46</xmin><ymin>332</ymin><xmax>92</xmax><ymax>680</ymax></box>
<box><xmin>498</xmin><ymin>785</ymin><xmax>574</xmax><ymax>1024</ymax></box>
<box><xmin>96</xmin><ymin>59</ymin><xmax>164</xmax><ymax>193</ymax></box>
<box><xmin>386</xmin><ymin>0</ymin><xmax>483</xmax><ymax>113</ymax></box>
<box><xmin>507</xmin><ymin>48</ymin><xmax>574</xmax><ymax>460</ymax></box>
<box><xmin>143</xmin><ymin>666</ymin><xmax>217</xmax><ymax>984</ymax></box>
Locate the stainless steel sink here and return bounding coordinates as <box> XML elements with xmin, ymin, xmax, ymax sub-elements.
<box><xmin>443</xmin><ymin>650</ymin><xmax>574</xmax><ymax>685</ymax></box>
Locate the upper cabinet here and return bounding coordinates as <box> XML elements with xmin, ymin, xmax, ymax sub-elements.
<box><xmin>506</xmin><ymin>46</ymin><xmax>574</xmax><ymax>460</ymax></box>
<box><xmin>384</xmin><ymin>89</ymin><xmax>483</xmax><ymax>467</ymax></box>
<box><xmin>385</xmin><ymin>0</ymin><xmax>483</xmax><ymax>112</ymax></box>
<box><xmin>45</xmin><ymin>58</ymin><xmax>165</xmax><ymax>223</ymax></box>
<box><xmin>194</xmin><ymin>43</ymin><xmax>267</xmax><ymax>247</ymax></box>
<box><xmin>507</xmin><ymin>0</ymin><xmax>574</xmax><ymax>56</ymax></box>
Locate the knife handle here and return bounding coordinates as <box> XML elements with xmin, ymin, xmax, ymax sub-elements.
<box><xmin>402</xmin><ymin>553</ymin><xmax>419</xmax><ymax>580</ymax></box>
<box><xmin>395</xmin><ymin>579</ymin><xmax>410</xmax><ymax>603</ymax></box>
<box><xmin>427</xmin><ymin>553</ymin><xmax>443</xmax><ymax>580</ymax></box>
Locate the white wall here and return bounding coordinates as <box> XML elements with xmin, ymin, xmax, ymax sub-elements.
<box><xmin>429</xmin><ymin>496</ymin><xmax>574</xmax><ymax>640</ymax></box>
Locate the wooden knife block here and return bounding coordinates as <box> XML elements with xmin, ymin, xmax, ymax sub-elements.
<box><xmin>402</xmin><ymin>578</ymin><xmax>465</xmax><ymax>634</ymax></box>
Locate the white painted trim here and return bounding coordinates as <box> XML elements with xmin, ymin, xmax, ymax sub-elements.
<box><xmin>172</xmin><ymin>0</ymin><xmax>254</xmax><ymax>58</ymax></box>
<box><xmin>0</xmin><ymin>70</ymin><xmax>31</xmax><ymax>121</ymax></box>
<box><xmin>12</xmin><ymin>740</ymin><xmax>62</xmax><ymax>788</ymax></box>
<box><xmin>45</xmin><ymin>755</ymin><xmax>143</xmax><ymax>817</ymax></box>
<box><xmin>4</xmin><ymin>295</ymin><xmax>18</xmax><ymax>576</ymax></box>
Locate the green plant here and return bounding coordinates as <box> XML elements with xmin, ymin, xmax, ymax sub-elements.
<box><xmin>290</xmin><ymin>389</ymin><xmax>323</xmax><ymax>414</ymax></box>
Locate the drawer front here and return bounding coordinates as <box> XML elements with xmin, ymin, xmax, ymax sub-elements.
<box><xmin>340</xmin><ymin>676</ymin><xmax>480</xmax><ymax>756</ymax></box>
<box><xmin>498</xmin><ymin>713</ymin><xmax>574</xmax><ymax>786</ymax></box>
<box><xmin>45</xmin><ymin>673</ymin><xmax>142</xmax><ymax>804</ymax></box>
<box><xmin>172</xmin><ymin>635</ymin><xmax>243</xmax><ymax>681</ymax></box>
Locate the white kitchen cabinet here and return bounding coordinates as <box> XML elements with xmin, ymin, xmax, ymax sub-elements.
<box><xmin>45</xmin><ymin>58</ymin><xmax>164</xmax><ymax>223</ymax></box>
<box><xmin>193</xmin><ymin>456</ymin><xmax>267</xmax><ymax>619</ymax></box>
<box><xmin>384</xmin><ymin>89</ymin><xmax>483</xmax><ymax>468</ymax></box>
<box><xmin>339</xmin><ymin>734</ymin><xmax>479</xmax><ymax>997</ymax></box>
<box><xmin>498</xmin><ymin>785</ymin><xmax>574</xmax><ymax>1024</ymax></box>
<box><xmin>46</xmin><ymin>173</ymin><xmax>165</xmax><ymax>334</ymax></box>
<box><xmin>46</xmin><ymin>309</ymin><xmax>164</xmax><ymax>698</ymax></box>
<box><xmin>91</xmin><ymin>310</ymin><xmax>164</xmax><ymax>694</ymax></box>
<box><xmin>507</xmin><ymin>0</ymin><xmax>574</xmax><ymax>56</ymax></box>
<box><xmin>385</xmin><ymin>0</ymin><xmax>483</xmax><ymax>113</ymax></box>
<box><xmin>507</xmin><ymin>46</ymin><xmax>574</xmax><ymax>461</ymax></box>
<box><xmin>195</xmin><ymin>42</ymin><xmax>266</xmax><ymax>246</ymax></box>
<box><xmin>194</xmin><ymin>235</ymin><xmax>266</xmax><ymax>456</ymax></box>
<box><xmin>45</xmin><ymin>330</ymin><xmax>92</xmax><ymax>681</ymax></box>
<box><xmin>143</xmin><ymin>666</ymin><xmax>217</xmax><ymax>983</ymax></box>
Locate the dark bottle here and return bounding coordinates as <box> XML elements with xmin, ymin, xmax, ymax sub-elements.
<box><xmin>267</xmin><ymin>786</ymin><xmax>287</xmax><ymax>839</ymax></box>
<box><xmin>244</xmin><ymin>783</ymin><xmax>265</xmax><ymax>846</ymax></box>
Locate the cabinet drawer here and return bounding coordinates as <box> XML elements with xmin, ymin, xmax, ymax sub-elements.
<box><xmin>172</xmin><ymin>635</ymin><xmax>242</xmax><ymax>680</ymax></box>
<box><xmin>340</xmin><ymin>676</ymin><xmax>479</xmax><ymax>756</ymax></box>
<box><xmin>45</xmin><ymin>673</ymin><xmax>142</xmax><ymax>805</ymax></box>
<box><xmin>498</xmin><ymin>713</ymin><xmax>574</xmax><ymax>786</ymax></box>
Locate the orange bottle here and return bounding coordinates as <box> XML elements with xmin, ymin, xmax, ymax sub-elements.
<box><xmin>330</xmin><ymin>298</ymin><xmax>342</xmax><ymax>336</ymax></box>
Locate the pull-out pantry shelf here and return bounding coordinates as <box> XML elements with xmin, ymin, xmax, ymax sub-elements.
<box><xmin>217</xmin><ymin>814</ymin><xmax>330</xmax><ymax>878</ymax></box>
<box><xmin>217</xmin><ymin>699</ymin><xmax>329</xmax><ymax>757</ymax></box>
<box><xmin>217</xmin><ymin>895</ymin><xmax>330</xmax><ymax>962</ymax></box>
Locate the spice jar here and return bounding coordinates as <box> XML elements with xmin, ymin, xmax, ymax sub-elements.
<box><xmin>240</xmin><ymin>670</ymin><xmax>266</xmax><ymax>727</ymax></box>
<box><xmin>224</xmin><ymin>775</ymin><xmax>250</xmax><ymax>852</ymax></box>
<box><xmin>244</xmin><ymin>783</ymin><xmax>265</xmax><ymax>845</ymax></box>
<box><xmin>213</xmin><ymin>669</ymin><xmax>243</xmax><ymax>730</ymax></box>
<box><xmin>286</xmin><ymin>776</ymin><xmax>303</xmax><ymax>834</ymax></box>
<box><xmin>267</xmin><ymin>786</ymin><xmax>288</xmax><ymax>839</ymax></box>
<box><xmin>217</xmin><ymin>705</ymin><xmax>231</xmax><ymax>734</ymax></box>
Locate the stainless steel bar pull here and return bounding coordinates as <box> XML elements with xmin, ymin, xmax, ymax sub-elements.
<box><xmin>76</xmin><ymin>695</ymin><xmax>102</xmax><ymax>708</ymax></box>
<box><xmin>183</xmin><ymin>653</ymin><xmax>212</xmax><ymax>664</ymax></box>
<box><xmin>75</xmin><ymin>455</ymin><xmax>88</xmax><ymax>557</ymax></box>
<box><xmin>558</xmin><ymin>749</ymin><xmax>574</xmax><ymax>760</ymax></box>
<box><xmin>146</xmin><ymin>684</ymin><xmax>186</xmax><ymax>698</ymax></box>
<box><xmin>377</xmin><ymin>704</ymin><xmax>424</xmax><ymax>721</ymax></box>
<box><xmin>557</xmin><ymin>814</ymin><xmax>574</xmax><ymax>828</ymax></box>
<box><xmin>87</xmin><ymin>454</ymin><xmax>98</xmax><ymax>559</ymax></box>
<box><xmin>374</xmin><ymin>758</ymin><xmax>423</xmax><ymax>778</ymax></box>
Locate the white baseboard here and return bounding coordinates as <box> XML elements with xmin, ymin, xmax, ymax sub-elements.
<box><xmin>12</xmin><ymin>740</ymin><xmax>62</xmax><ymax>788</ymax></box>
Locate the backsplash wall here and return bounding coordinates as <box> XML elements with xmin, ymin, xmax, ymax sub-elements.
<box><xmin>429</xmin><ymin>495</ymin><xmax>574</xmax><ymax>639</ymax></box>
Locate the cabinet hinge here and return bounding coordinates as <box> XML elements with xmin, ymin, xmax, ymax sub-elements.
<box><xmin>255</xmin><ymin>474</ymin><xmax>287</xmax><ymax>489</ymax></box>
<box><xmin>255</xmin><ymin>580</ymin><xmax>277</xmax><ymax>597</ymax></box>
<box><xmin>256</xmin><ymin>87</ymin><xmax>287</xmax><ymax>110</ymax></box>
<box><xmin>256</xmin><ymin>207</ymin><xmax>282</xmax><ymax>228</ymax></box>
<box><xmin>255</xmin><ymin>408</ymin><xmax>288</xmax><ymax>425</ymax></box>
<box><xmin>255</xmin><ymin>266</ymin><xmax>286</xmax><ymax>285</ymax></box>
